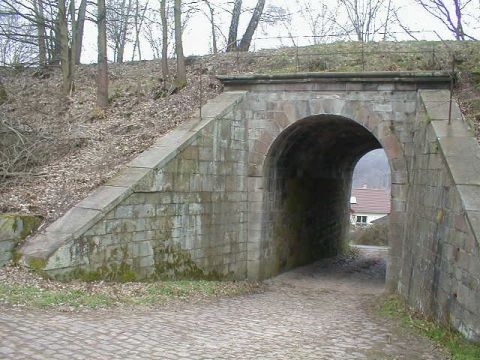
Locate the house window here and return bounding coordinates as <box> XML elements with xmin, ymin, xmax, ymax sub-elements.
<box><xmin>356</xmin><ymin>215</ymin><xmax>367</xmax><ymax>225</ymax></box>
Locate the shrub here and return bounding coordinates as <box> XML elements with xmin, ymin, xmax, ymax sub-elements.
<box><xmin>350</xmin><ymin>223</ymin><xmax>388</xmax><ymax>246</ymax></box>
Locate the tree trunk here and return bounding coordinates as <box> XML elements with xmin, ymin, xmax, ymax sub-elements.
<box><xmin>174</xmin><ymin>0</ymin><xmax>186</xmax><ymax>85</ymax></box>
<box><xmin>117</xmin><ymin>0</ymin><xmax>132</xmax><ymax>63</ymax></box>
<box><xmin>58</xmin><ymin>0</ymin><xmax>73</xmax><ymax>94</ymax></box>
<box><xmin>227</xmin><ymin>0</ymin><xmax>242</xmax><ymax>52</ymax></box>
<box><xmin>203</xmin><ymin>1</ymin><xmax>217</xmax><ymax>54</ymax></box>
<box><xmin>33</xmin><ymin>0</ymin><xmax>47</xmax><ymax>66</ymax></box>
<box><xmin>75</xmin><ymin>0</ymin><xmax>87</xmax><ymax>64</ymax></box>
<box><xmin>51</xmin><ymin>12</ymin><xmax>62</xmax><ymax>64</ymax></box>
<box><xmin>160</xmin><ymin>0</ymin><xmax>169</xmax><ymax>77</ymax></box>
<box><xmin>238</xmin><ymin>0</ymin><xmax>265</xmax><ymax>52</ymax></box>
<box><xmin>132</xmin><ymin>0</ymin><xmax>148</xmax><ymax>61</ymax></box>
<box><xmin>97</xmin><ymin>0</ymin><xmax>109</xmax><ymax>108</ymax></box>
<box><xmin>69</xmin><ymin>0</ymin><xmax>76</xmax><ymax>82</ymax></box>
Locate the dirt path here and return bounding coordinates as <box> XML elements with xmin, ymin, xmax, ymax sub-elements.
<box><xmin>0</xmin><ymin>247</ymin><xmax>448</xmax><ymax>359</ymax></box>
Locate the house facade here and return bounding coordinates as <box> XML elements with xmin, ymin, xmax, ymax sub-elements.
<box><xmin>350</xmin><ymin>188</ymin><xmax>390</xmax><ymax>226</ymax></box>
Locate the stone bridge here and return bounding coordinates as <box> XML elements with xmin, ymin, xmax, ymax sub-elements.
<box><xmin>20</xmin><ymin>72</ymin><xmax>480</xmax><ymax>340</ymax></box>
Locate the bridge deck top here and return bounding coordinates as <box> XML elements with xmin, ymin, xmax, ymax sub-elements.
<box><xmin>217</xmin><ymin>71</ymin><xmax>452</xmax><ymax>87</ymax></box>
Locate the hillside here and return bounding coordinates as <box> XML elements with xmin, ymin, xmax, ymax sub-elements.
<box><xmin>0</xmin><ymin>41</ymin><xmax>479</xmax><ymax>224</ymax></box>
<box><xmin>352</xmin><ymin>149</ymin><xmax>390</xmax><ymax>190</ymax></box>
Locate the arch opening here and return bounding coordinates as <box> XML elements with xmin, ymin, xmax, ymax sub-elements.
<box><xmin>260</xmin><ymin>115</ymin><xmax>387</xmax><ymax>278</ymax></box>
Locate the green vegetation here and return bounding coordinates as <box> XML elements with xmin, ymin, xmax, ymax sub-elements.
<box><xmin>378</xmin><ymin>295</ymin><xmax>480</xmax><ymax>360</ymax></box>
<box><xmin>0</xmin><ymin>280</ymin><xmax>259</xmax><ymax>309</ymax></box>
<box><xmin>252</xmin><ymin>41</ymin><xmax>480</xmax><ymax>74</ymax></box>
<box><xmin>350</xmin><ymin>223</ymin><xmax>388</xmax><ymax>246</ymax></box>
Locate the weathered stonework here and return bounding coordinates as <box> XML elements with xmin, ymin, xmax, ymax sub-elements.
<box><xmin>0</xmin><ymin>214</ymin><xmax>42</xmax><ymax>266</ymax></box>
<box><xmin>20</xmin><ymin>72</ymin><xmax>480</xmax><ymax>340</ymax></box>
<box><xmin>400</xmin><ymin>90</ymin><xmax>480</xmax><ymax>341</ymax></box>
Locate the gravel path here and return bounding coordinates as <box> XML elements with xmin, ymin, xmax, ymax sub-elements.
<box><xmin>0</xmin><ymin>247</ymin><xmax>448</xmax><ymax>359</ymax></box>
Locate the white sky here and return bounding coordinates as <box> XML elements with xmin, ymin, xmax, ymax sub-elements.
<box><xmin>80</xmin><ymin>0</ymin><xmax>480</xmax><ymax>63</ymax></box>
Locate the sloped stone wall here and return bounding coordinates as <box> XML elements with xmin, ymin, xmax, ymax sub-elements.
<box><xmin>400</xmin><ymin>90</ymin><xmax>480</xmax><ymax>341</ymax></box>
<box><xmin>21</xmin><ymin>92</ymin><xmax>249</xmax><ymax>280</ymax></box>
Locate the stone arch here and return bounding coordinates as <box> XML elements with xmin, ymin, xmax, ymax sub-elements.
<box><xmin>247</xmin><ymin>106</ymin><xmax>408</xmax><ymax>288</ymax></box>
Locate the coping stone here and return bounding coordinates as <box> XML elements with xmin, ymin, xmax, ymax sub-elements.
<box><xmin>45</xmin><ymin>207</ymin><xmax>102</xmax><ymax>239</ymax></box>
<box><xmin>106</xmin><ymin>167</ymin><xmax>152</xmax><ymax>188</ymax></box>
<box><xmin>438</xmin><ymin>137</ymin><xmax>480</xmax><ymax>158</ymax></box>
<box><xmin>457</xmin><ymin>185</ymin><xmax>480</xmax><ymax>212</ymax></box>
<box><xmin>76</xmin><ymin>185</ymin><xmax>131</xmax><ymax>214</ymax></box>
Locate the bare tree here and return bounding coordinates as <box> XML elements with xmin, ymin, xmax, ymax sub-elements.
<box><xmin>295</xmin><ymin>0</ymin><xmax>340</xmax><ymax>44</ymax></box>
<box><xmin>338</xmin><ymin>0</ymin><xmax>395</xmax><ymax>42</ymax></box>
<box><xmin>161</xmin><ymin>0</ymin><xmax>169</xmax><ymax>77</ymax></box>
<box><xmin>0</xmin><ymin>12</ymin><xmax>38</xmax><ymax>65</ymax></box>
<box><xmin>226</xmin><ymin>0</ymin><xmax>241</xmax><ymax>51</ymax></box>
<box><xmin>33</xmin><ymin>0</ymin><xmax>47</xmax><ymax>65</ymax></box>
<box><xmin>415</xmin><ymin>0</ymin><xmax>476</xmax><ymax>40</ymax></box>
<box><xmin>97</xmin><ymin>0</ymin><xmax>109</xmax><ymax>108</ymax></box>
<box><xmin>226</xmin><ymin>0</ymin><xmax>266</xmax><ymax>52</ymax></box>
<box><xmin>202</xmin><ymin>0</ymin><xmax>217</xmax><ymax>54</ymax></box>
<box><xmin>174</xmin><ymin>0</ymin><xmax>185</xmax><ymax>85</ymax></box>
<box><xmin>57</xmin><ymin>0</ymin><xmax>73</xmax><ymax>93</ymax></box>
<box><xmin>74</xmin><ymin>0</ymin><xmax>87</xmax><ymax>63</ymax></box>
<box><xmin>0</xmin><ymin>0</ymin><xmax>56</xmax><ymax>65</ymax></box>
<box><xmin>131</xmin><ymin>0</ymin><xmax>149</xmax><ymax>61</ymax></box>
<box><xmin>238</xmin><ymin>0</ymin><xmax>265</xmax><ymax>51</ymax></box>
<box><xmin>106</xmin><ymin>0</ymin><xmax>133</xmax><ymax>62</ymax></box>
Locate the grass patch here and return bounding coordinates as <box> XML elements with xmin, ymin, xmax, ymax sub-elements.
<box><xmin>378</xmin><ymin>295</ymin><xmax>480</xmax><ymax>360</ymax></box>
<box><xmin>0</xmin><ymin>280</ymin><xmax>259</xmax><ymax>309</ymax></box>
<box><xmin>0</xmin><ymin>285</ymin><xmax>116</xmax><ymax>308</ymax></box>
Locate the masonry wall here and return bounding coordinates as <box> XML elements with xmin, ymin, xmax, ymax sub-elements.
<box><xmin>23</xmin><ymin>92</ymin><xmax>249</xmax><ymax>281</ymax></box>
<box><xmin>401</xmin><ymin>90</ymin><xmax>480</xmax><ymax>341</ymax></box>
<box><xmin>0</xmin><ymin>214</ymin><xmax>41</xmax><ymax>266</ymax></box>
<box><xmin>239</xmin><ymin>84</ymin><xmax>415</xmax><ymax>280</ymax></box>
<box><xmin>20</xmin><ymin>75</ymin><xmax>480</xmax><ymax>340</ymax></box>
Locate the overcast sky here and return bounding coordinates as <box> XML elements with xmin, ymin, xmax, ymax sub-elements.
<box><xmin>80</xmin><ymin>0</ymin><xmax>480</xmax><ymax>63</ymax></box>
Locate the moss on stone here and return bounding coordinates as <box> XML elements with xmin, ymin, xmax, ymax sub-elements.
<box><xmin>10</xmin><ymin>248</ymin><xmax>22</xmax><ymax>265</ymax></box>
<box><xmin>152</xmin><ymin>243</ymin><xmax>223</xmax><ymax>281</ymax></box>
<box><xmin>28</xmin><ymin>257</ymin><xmax>47</xmax><ymax>276</ymax></box>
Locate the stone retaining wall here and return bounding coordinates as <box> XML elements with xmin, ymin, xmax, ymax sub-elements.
<box><xmin>400</xmin><ymin>90</ymin><xmax>480</xmax><ymax>341</ymax></box>
<box><xmin>20</xmin><ymin>91</ymin><xmax>248</xmax><ymax>280</ymax></box>
<box><xmin>0</xmin><ymin>214</ymin><xmax>42</xmax><ymax>266</ymax></box>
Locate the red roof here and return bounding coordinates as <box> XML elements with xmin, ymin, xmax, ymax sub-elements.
<box><xmin>350</xmin><ymin>188</ymin><xmax>391</xmax><ymax>214</ymax></box>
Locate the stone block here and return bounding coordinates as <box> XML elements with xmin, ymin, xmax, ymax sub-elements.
<box><xmin>128</xmin><ymin>145</ymin><xmax>179</xmax><ymax>169</ymax></box>
<box><xmin>456</xmin><ymin>186</ymin><xmax>480</xmax><ymax>212</ymax></box>
<box><xmin>447</xmin><ymin>157</ymin><xmax>480</xmax><ymax>186</ymax></box>
<box><xmin>432</xmin><ymin>120</ymin><xmax>472</xmax><ymax>138</ymax></box>
<box><xmin>106</xmin><ymin>167</ymin><xmax>152</xmax><ymax>188</ymax></box>
<box><xmin>439</xmin><ymin>137</ymin><xmax>479</xmax><ymax>158</ymax></box>
<box><xmin>77</xmin><ymin>186</ymin><xmax>131</xmax><ymax>214</ymax></box>
<box><xmin>47</xmin><ymin>207</ymin><xmax>102</xmax><ymax>239</ymax></box>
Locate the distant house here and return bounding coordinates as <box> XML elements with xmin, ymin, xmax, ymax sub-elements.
<box><xmin>350</xmin><ymin>188</ymin><xmax>390</xmax><ymax>226</ymax></box>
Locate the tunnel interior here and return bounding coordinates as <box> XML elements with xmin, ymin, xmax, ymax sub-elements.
<box><xmin>260</xmin><ymin>115</ymin><xmax>384</xmax><ymax>277</ymax></box>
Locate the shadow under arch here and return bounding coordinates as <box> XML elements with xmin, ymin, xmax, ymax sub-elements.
<box><xmin>259</xmin><ymin>114</ymin><xmax>389</xmax><ymax>279</ymax></box>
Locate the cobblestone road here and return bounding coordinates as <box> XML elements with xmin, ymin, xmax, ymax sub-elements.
<box><xmin>0</xmin><ymin>247</ymin><xmax>448</xmax><ymax>359</ymax></box>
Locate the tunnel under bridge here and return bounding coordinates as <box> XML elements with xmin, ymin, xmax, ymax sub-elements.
<box><xmin>21</xmin><ymin>72</ymin><xmax>480</xmax><ymax>341</ymax></box>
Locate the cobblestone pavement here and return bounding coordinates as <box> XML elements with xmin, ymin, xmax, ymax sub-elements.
<box><xmin>0</xmin><ymin>247</ymin><xmax>448</xmax><ymax>359</ymax></box>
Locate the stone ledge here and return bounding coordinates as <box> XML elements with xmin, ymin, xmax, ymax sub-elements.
<box><xmin>218</xmin><ymin>71</ymin><xmax>452</xmax><ymax>85</ymax></box>
<box><xmin>420</xmin><ymin>90</ymin><xmax>480</xmax><ymax>245</ymax></box>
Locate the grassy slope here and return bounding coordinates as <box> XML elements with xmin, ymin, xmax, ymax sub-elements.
<box><xmin>379</xmin><ymin>295</ymin><xmax>480</xmax><ymax>359</ymax></box>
